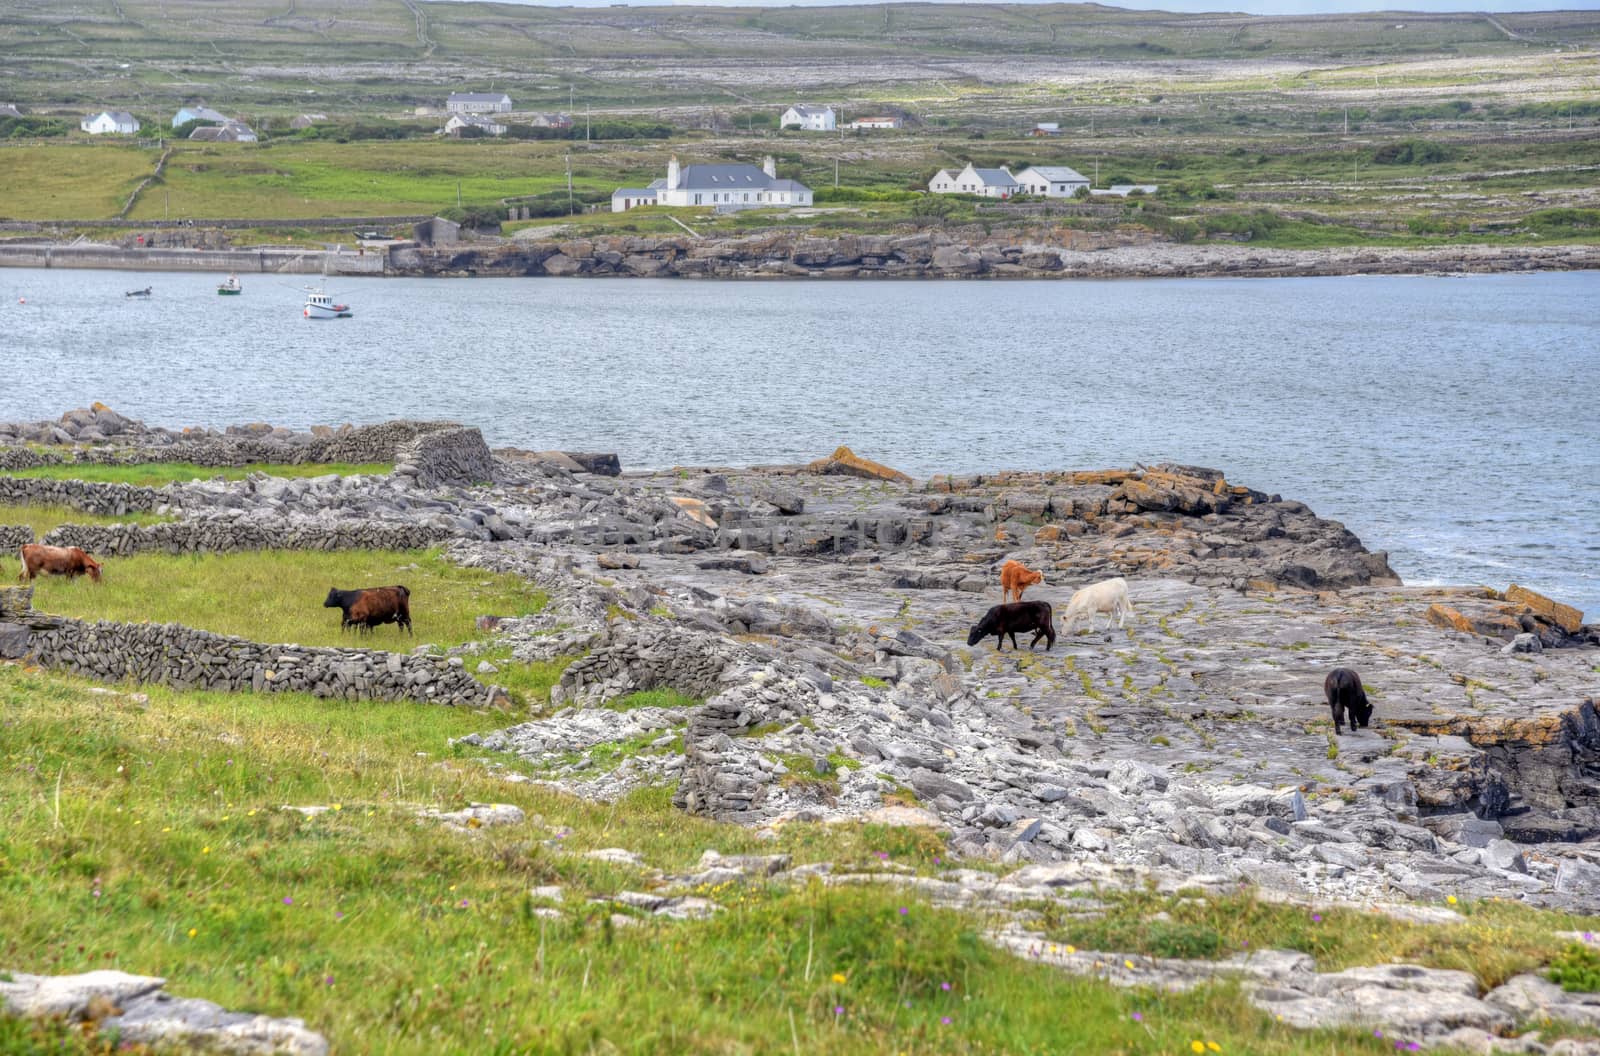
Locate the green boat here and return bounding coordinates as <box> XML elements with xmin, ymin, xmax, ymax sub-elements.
<box><xmin>217</xmin><ymin>274</ymin><xmax>242</xmax><ymax>295</ymax></box>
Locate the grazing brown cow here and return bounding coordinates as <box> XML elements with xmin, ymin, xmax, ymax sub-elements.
<box><xmin>336</xmin><ymin>585</ymin><xmax>412</xmax><ymax>635</ymax></box>
<box><xmin>999</xmin><ymin>559</ymin><xmax>1044</xmax><ymax>604</ymax></box>
<box><xmin>18</xmin><ymin>544</ymin><xmax>102</xmax><ymax>583</ymax></box>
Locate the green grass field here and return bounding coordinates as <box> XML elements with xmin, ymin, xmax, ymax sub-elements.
<box><xmin>0</xmin><ymin>503</ymin><xmax>171</xmax><ymax>536</ymax></box>
<box><xmin>6</xmin><ymin>663</ymin><xmax>1596</xmax><ymax>1054</ymax></box>
<box><xmin>6</xmin><ymin>461</ymin><xmax>392</xmax><ymax>487</ymax></box>
<box><xmin>25</xmin><ymin>548</ymin><xmax>545</xmax><ymax>651</ymax></box>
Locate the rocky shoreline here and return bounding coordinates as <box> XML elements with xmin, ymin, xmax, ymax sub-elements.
<box><xmin>2</xmin><ymin>231</ymin><xmax>1596</xmax><ymax>280</ymax></box>
<box><xmin>4</xmin><ymin>409</ymin><xmax>1600</xmax><ymax>1051</ymax></box>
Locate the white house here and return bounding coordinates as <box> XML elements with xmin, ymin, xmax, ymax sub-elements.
<box><xmin>442</xmin><ymin>113</ymin><xmax>506</xmax><ymax>137</ymax></box>
<box><xmin>189</xmin><ymin>121</ymin><xmax>258</xmax><ymax>143</ymax></box>
<box><xmin>289</xmin><ymin>112</ymin><xmax>328</xmax><ymax>130</ymax></box>
<box><xmin>447</xmin><ymin>92</ymin><xmax>512</xmax><ymax>114</ymax></box>
<box><xmin>530</xmin><ymin>113</ymin><xmax>573</xmax><ymax>129</ymax></box>
<box><xmin>847</xmin><ymin>115</ymin><xmax>902</xmax><ymax>130</ymax></box>
<box><xmin>1014</xmin><ymin>165</ymin><xmax>1089</xmax><ymax>198</ymax></box>
<box><xmin>0</xmin><ymin>103</ymin><xmax>24</xmax><ymax>119</ymax></box>
<box><xmin>612</xmin><ymin>155</ymin><xmax>812</xmax><ymax>212</ymax></box>
<box><xmin>929</xmin><ymin>163</ymin><xmax>1017</xmax><ymax>199</ymax></box>
<box><xmin>80</xmin><ymin>110</ymin><xmax>139</xmax><ymax>135</ymax></box>
<box><xmin>173</xmin><ymin>104</ymin><xmax>229</xmax><ymax>128</ymax></box>
<box><xmin>780</xmin><ymin>105</ymin><xmax>836</xmax><ymax>132</ymax></box>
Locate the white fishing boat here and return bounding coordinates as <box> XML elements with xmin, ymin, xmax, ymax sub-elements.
<box><xmin>303</xmin><ymin>286</ymin><xmax>351</xmax><ymax>319</ymax></box>
<box><xmin>217</xmin><ymin>274</ymin><xmax>242</xmax><ymax>295</ymax></box>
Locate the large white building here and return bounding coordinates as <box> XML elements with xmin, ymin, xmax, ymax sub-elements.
<box><xmin>1014</xmin><ymin>165</ymin><xmax>1090</xmax><ymax>198</ymax></box>
<box><xmin>780</xmin><ymin>104</ymin><xmax>836</xmax><ymax>132</ymax></box>
<box><xmin>929</xmin><ymin>163</ymin><xmax>1018</xmax><ymax>199</ymax></box>
<box><xmin>81</xmin><ymin>110</ymin><xmax>140</xmax><ymax>135</ymax></box>
<box><xmin>447</xmin><ymin>92</ymin><xmax>512</xmax><ymax>114</ymax></box>
<box><xmin>612</xmin><ymin>155</ymin><xmax>812</xmax><ymax>212</ymax></box>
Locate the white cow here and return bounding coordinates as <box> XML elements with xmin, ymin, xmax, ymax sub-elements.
<box><xmin>1060</xmin><ymin>577</ymin><xmax>1131</xmax><ymax>633</ymax></box>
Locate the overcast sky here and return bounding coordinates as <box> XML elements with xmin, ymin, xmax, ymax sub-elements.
<box><xmin>431</xmin><ymin>0</ymin><xmax>1599</xmax><ymax>12</ymax></box>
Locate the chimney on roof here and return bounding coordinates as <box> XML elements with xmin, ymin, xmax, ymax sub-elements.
<box><xmin>762</xmin><ymin>155</ymin><xmax>776</xmax><ymax>179</ymax></box>
<box><xmin>667</xmin><ymin>154</ymin><xmax>681</xmax><ymax>191</ymax></box>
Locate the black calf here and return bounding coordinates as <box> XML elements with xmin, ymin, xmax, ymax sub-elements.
<box><xmin>967</xmin><ymin>601</ymin><xmax>1056</xmax><ymax>652</ymax></box>
<box><xmin>1324</xmin><ymin>667</ymin><xmax>1373</xmax><ymax>735</ymax></box>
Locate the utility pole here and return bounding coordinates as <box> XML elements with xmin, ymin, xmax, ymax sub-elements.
<box><xmin>1343</xmin><ymin>107</ymin><xmax>1348</xmax><ymax>135</ymax></box>
<box><xmin>566</xmin><ymin>153</ymin><xmax>573</xmax><ymax>215</ymax></box>
<box><xmin>456</xmin><ymin>181</ymin><xmax>462</xmax><ymax>207</ymax></box>
<box><xmin>1094</xmin><ymin>158</ymin><xmax>1099</xmax><ymax>186</ymax></box>
<box><xmin>586</xmin><ymin>104</ymin><xmax>590</xmax><ymax>143</ymax></box>
<box><xmin>834</xmin><ymin>156</ymin><xmax>839</xmax><ymax>188</ymax></box>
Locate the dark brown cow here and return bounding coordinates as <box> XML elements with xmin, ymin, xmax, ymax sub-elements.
<box><xmin>335</xmin><ymin>585</ymin><xmax>412</xmax><ymax>635</ymax></box>
<box><xmin>1324</xmin><ymin>668</ymin><xmax>1373</xmax><ymax>735</ymax></box>
<box><xmin>19</xmin><ymin>544</ymin><xmax>102</xmax><ymax>583</ymax></box>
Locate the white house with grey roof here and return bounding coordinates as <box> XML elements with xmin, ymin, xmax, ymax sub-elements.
<box><xmin>780</xmin><ymin>104</ymin><xmax>836</xmax><ymax>132</ymax></box>
<box><xmin>81</xmin><ymin>110</ymin><xmax>140</xmax><ymax>135</ymax></box>
<box><xmin>929</xmin><ymin>163</ymin><xmax>1018</xmax><ymax>199</ymax></box>
<box><xmin>1014</xmin><ymin>165</ymin><xmax>1089</xmax><ymax>198</ymax></box>
<box><xmin>612</xmin><ymin>155</ymin><xmax>812</xmax><ymax>213</ymax></box>
<box><xmin>447</xmin><ymin>92</ymin><xmax>512</xmax><ymax>114</ymax></box>
<box><xmin>173</xmin><ymin>104</ymin><xmax>229</xmax><ymax>128</ymax></box>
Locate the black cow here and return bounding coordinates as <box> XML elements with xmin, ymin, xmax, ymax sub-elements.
<box><xmin>1324</xmin><ymin>667</ymin><xmax>1372</xmax><ymax>735</ymax></box>
<box><xmin>967</xmin><ymin>601</ymin><xmax>1056</xmax><ymax>652</ymax></box>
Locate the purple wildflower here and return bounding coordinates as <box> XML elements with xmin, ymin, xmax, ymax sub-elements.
<box><xmin>898</xmin><ymin>907</ymin><xmax>908</xmax><ymax>916</ymax></box>
<box><xmin>1131</xmin><ymin>1012</ymin><xmax>1143</xmax><ymax>1022</ymax></box>
<box><xmin>282</xmin><ymin>896</ymin><xmax>293</xmax><ymax>905</ymax></box>
<box><xmin>833</xmin><ymin>1006</ymin><xmax>844</xmax><ymax>1016</ymax></box>
<box><xmin>941</xmin><ymin>1017</ymin><xmax>952</xmax><ymax>1026</ymax></box>
<box><xmin>941</xmin><ymin>981</ymin><xmax>952</xmax><ymax>991</ymax></box>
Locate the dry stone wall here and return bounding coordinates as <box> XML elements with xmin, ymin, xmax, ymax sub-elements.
<box><xmin>394</xmin><ymin>427</ymin><xmax>495</xmax><ymax>488</ymax></box>
<box><xmin>550</xmin><ymin>622</ymin><xmax>744</xmax><ymax>707</ymax></box>
<box><xmin>0</xmin><ymin>408</ymin><xmax>458</xmax><ymax>469</ymax></box>
<box><xmin>0</xmin><ymin>525</ymin><xmax>33</xmax><ymax>556</ymax></box>
<box><xmin>0</xmin><ymin>476</ymin><xmax>164</xmax><ymax>516</ymax></box>
<box><xmin>0</xmin><ymin>588</ymin><xmax>502</xmax><ymax>707</ymax></box>
<box><xmin>41</xmin><ymin>519</ymin><xmax>456</xmax><ymax>558</ymax></box>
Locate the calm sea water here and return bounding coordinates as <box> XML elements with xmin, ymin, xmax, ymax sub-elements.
<box><xmin>2</xmin><ymin>268</ymin><xmax>1596</xmax><ymax>615</ymax></box>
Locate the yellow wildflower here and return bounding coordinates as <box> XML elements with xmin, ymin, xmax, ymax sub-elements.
<box><xmin>187</xmin><ymin>928</ymin><xmax>197</xmax><ymax>938</ymax></box>
<box><xmin>831</xmin><ymin>973</ymin><xmax>847</xmax><ymax>985</ymax></box>
<box><xmin>1191</xmin><ymin>1042</ymin><xmax>1206</xmax><ymax>1054</ymax></box>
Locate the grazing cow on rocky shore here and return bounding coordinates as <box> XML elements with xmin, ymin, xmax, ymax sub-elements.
<box><xmin>1324</xmin><ymin>668</ymin><xmax>1372</xmax><ymax>735</ymax></box>
<box><xmin>968</xmin><ymin>601</ymin><xmax>1056</xmax><ymax>652</ymax></box>
<box><xmin>999</xmin><ymin>559</ymin><xmax>1045</xmax><ymax>604</ymax></box>
<box><xmin>18</xmin><ymin>544</ymin><xmax>102</xmax><ymax>583</ymax></box>
<box><xmin>1060</xmin><ymin>577</ymin><xmax>1131</xmax><ymax>634</ymax></box>
<box><xmin>325</xmin><ymin>585</ymin><xmax>412</xmax><ymax>635</ymax></box>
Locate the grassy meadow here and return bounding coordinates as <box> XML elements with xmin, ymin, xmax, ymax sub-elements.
<box><xmin>23</xmin><ymin>548</ymin><xmax>545</xmax><ymax>652</ymax></box>
<box><xmin>0</xmin><ymin>503</ymin><xmax>171</xmax><ymax>537</ymax></box>
<box><xmin>5</xmin><ymin>663</ymin><xmax>1598</xmax><ymax>1055</ymax></box>
<box><xmin>5</xmin><ymin>461</ymin><xmax>393</xmax><ymax>487</ymax></box>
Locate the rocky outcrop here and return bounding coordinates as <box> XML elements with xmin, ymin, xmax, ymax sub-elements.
<box><xmin>0</xmin><ymin>969</ymin><xmax>327</xmax><ymax>1056</ymax></box>
<box><xmin>386</xmin><ymin>232</ymin><xmax>1600</xmax><ymax>281</ymax></box>
<box><xmin>0</xmin><ymin>405</ymin><xmax>457</xmax><ymax>467</ymax></box>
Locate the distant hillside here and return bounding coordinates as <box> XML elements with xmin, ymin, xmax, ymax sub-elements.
<box><xmin>1</xmin><ymin>0</ymin><xmax>1596</xmax><ymax>113</ymax></box>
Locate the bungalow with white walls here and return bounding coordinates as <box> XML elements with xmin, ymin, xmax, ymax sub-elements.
<box><xmin>780</xmin><ymin>105</ymin><xmax>836</xmax><ymax>131</ymax></box>
<box><xmin>612</xmin><ymin>155</ymin><xmax>812</xmax><ymax>212</ymax></box>
<box><xmin>1013</xmin><ymin>165</ymin><xmax>1090</xmax><ymax>198</ymax></box>
<box><xmin>189</xmin><ymin>121</ymin><xmax>258</xmax><ymax>142</ymax></box>
<box><xmin>81</xmin><ymin>110</ymin><xmax>140</xmax><ymax>135</ymax></box>
<box><xmin>442</xmin><ymin>113</ymin><xmax>506</xmax><ymax>137</ymax></box>
<box><xmin>847</xmin><ymin>115</ymin><xmax>902</xmax><ymax>130</ymax></box>
<box><xmin>929</xmin><ymin>163</ymin><xmax>1017</xmax><ymax>198</ymax></box>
